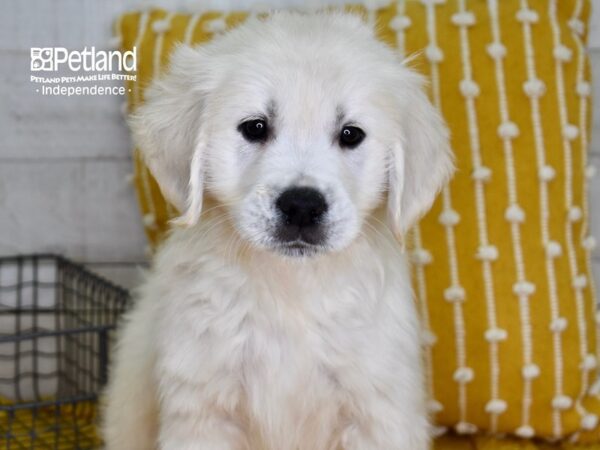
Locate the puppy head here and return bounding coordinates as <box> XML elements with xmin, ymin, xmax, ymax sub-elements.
<box><xmin>131</xmin><ymin>12</ymin><xmax>453</xmax><ymax>258</ymax></box>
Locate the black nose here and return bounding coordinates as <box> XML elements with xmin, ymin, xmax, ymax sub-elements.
<box><xmin>276</xmin><ymin>187</ymin><xmax>328</xmax><ymax>229</ymax></box>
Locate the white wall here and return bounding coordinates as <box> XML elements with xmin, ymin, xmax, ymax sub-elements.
<box><xmin>1</xmin><ymin>0</ymin><xmax>599</xmax><ymax>290</ymax></box>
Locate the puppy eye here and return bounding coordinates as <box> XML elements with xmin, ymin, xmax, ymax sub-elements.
<box><xmin>339</xmin><ymin>125</ymin><xmax>365</xmax><ymax>149</ymax></box>
<box><xmin>238</xmin><ymin>119</ymin><xmax>269</xmax><ymax>142</ymax></box>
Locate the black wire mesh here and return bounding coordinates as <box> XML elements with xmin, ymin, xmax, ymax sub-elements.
<box><xmin>0</xmin><ymin>254</ymin><xmax>130</xmax><ymax>449</ymax></box>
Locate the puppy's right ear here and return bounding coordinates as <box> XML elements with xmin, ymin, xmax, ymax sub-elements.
<box><xmin>129</xmin><ymin>44</ymin><xmax>212</xmax><ymax>226</ymax></box>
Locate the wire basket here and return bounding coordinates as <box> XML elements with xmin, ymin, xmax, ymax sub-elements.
<box><xmin>0</xmin><ymin>254</ymin><xmax>130</xmax><ymax>449</ymax></box>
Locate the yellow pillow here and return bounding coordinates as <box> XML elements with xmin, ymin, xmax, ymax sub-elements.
<box><xmin>117</xmin><ymin>0</ymin><xmax>599</xmax><ymax>446</ymax></box>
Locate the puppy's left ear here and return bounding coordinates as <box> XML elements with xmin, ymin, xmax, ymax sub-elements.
<box><xmin>387</xmin><ymin>72</ymin><xmax>454</xmax><ymax>239</ymax></box>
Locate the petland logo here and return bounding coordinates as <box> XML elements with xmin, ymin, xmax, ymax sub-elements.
<box><xmin>31</xmin><ymin>47</ymin><xmax>136</xmax><ymax>72</ymax></box>
<box><xmin>30</xmin><ymin>47</ymin><xmax>137</xmax><ymax>96</ymax></box>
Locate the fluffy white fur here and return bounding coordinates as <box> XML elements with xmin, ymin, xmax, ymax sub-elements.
<box><xmin>103</xmin><ymin>12</ymin><xmax>453</xmax><ymax>450</ymax></box>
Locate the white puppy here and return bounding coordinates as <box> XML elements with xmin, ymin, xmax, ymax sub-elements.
<box><xmin>103</xmin><ymin>12</ymin><xmax>453</xmax><ymax>450</ymax></box>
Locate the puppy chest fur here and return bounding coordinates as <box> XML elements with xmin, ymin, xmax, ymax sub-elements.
<box><xmin>150</xmin><ymin>224</ymin><xmax>423</xmax><ymax>450</ymax></box>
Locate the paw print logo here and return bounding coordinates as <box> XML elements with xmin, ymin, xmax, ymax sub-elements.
<box><xmin>31</xmin><ymin>48</ymin><xmax>53</xmax><ymax>71</ymax></box>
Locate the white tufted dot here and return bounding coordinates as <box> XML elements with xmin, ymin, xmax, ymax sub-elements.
<box><xmin>513</xmin><ymin>280</ymin><xmax>536</xmax><ymax>296</ymax></box>
<box><xmin>205</xmin><ymin>18</ymin><xmax>227</xmax><ymax>33</ymax></box>
<box><xmin>585</xmin><ymin>165</ymin><xmax>597</xmax><ymax>179</ymax></box>
<box><xmin>143</xmin><ymin>213</ymin><xmax>157</xmax><ymax>227</ymax></box>
<box><xmin>550</xmin><ymin>317</ymin><xmax>568</xmax><ymax>333</ymax></box>
<box><xmin>522</xmin><ymin>363</ymin><xmax>541</xmax><ymax>380</ymax></box>
<box><xmin>538</xmin><ymin>165</ymin><xmax>556</xmax><ymax>181</ymax></box>
<box><xmin>453</xmin><ymin>367</ymin><xmax>474</xmax><ymax>384</ymax></box>
<box><xmin>546</xmin><ymin>240</ymin><xmax>562</xmax><ymax>258</ymax></box>
<box><xmin>485</xmin><ymin>327</ymin><xmax>508</xmax><ymax>342</ymax></box>
<box><xmin>582</xmin><ymin>236</ymin><xmax>597</xmax><ymax>251</ymax></box>
<box><xmin>573</xmin><ymin>274</ymin><xmax>588</xmax><ymax>290</ymax></box>
<box><xmin>498</xmin><ymin>121</ymin><xmax>519</xmax><ymax>139</ymax></box>
<box><xmin>486</xmin><ymin>42</ymin><xmax>506</xmax><ymax>59</ymax></box>
<box><xmin>505</xmin><ymin>204</ymin><xmax>525</xmax><ymax>223</ymax></box>
<box><xmin>459</xmin><ymin>79</ymin><xmax>480</xmax><ymax>98</ymax></box>
<box><xmin>425</xmin><ymin>44</ymin><xmax>444</xmax><ymax>63</ymax></box>
<box><xmin>152</xmin><ymin>19</ymin><xmax>171</xmax><ymax>34</ymax></box>
<box><xmin>581</xmin><ymin>354</ymin><xmax>597</xmax><ymax>371</ymax></box>
<box><xmin>552</xmin><ymin>394</ymin><xmax>573</xmax><ymax>410</ymax></box>
<box><xmin>589</xmin><ymin>378</ymin><xmax>600</xmax><ymax>396</ymax></box>
<box><xmin>568</xmin><ymin>18</ymin><xmax>585</xmax><ymax>35</ymax></box>
<box><xmin>124</xmin><ymin>173</ymin><xmax>135</xmax><ymax>185</ymax></box>
<box><xmin>108</xmin><ymin>35</ymin><xmax>122</xmax><ymax>49</ymax></box>
<box><xmin>515</xmin><ymin>425</ymin><xmax>535</xmax><ymax>439</ymax></box>
<box><xmin>516</xmin><ymin>8</ymin><xmax>539</xmax><ymax>24</ymax></box>
<box><xmin>523</xmin><ymin>78</ymin><xmax>546</xmax><ymax>98</ymax></box>
<box><xmin>428</xmin><ymin>399</ymin><xmax>444</xmax><ymax>413</ymax></box>
<box><xmin>120</xmin><ymin>101</ymin><xmax>129</xmax><ymax>118</ymax></box>
<box><xmin>451</xmin><ymin>11</ymin><xmax>476</xmax><ymax>27</ymax></box>
<box><xmin>485</xmin><ymin>399</ymin><xmax>508</xmax><ymax>415</ymax></box>
<box><xmin>420</xmin><ymin>0</ymin><xmax>447</xmax><ymax>5</ymax></box>
<box><xmin>581</xmin><ymin>414</ymin><xmax>599</xmax><ymax>431</ymax></box>
<box><xmin>577</xmin><ymin>81</ymin><xmax>592</xmax><ymax>97</ymax></box>
<box><xmin>472</xmin><ymin>165</ymin><xmax>492</xmax><ymax>182</ymax></box>
<box><xmin>455</xmin><ymin>422</ymin><xmax>478</xmax><ymax>435</ymax></box>
<box><xmin>390</xmin><ymin>15</ymin><xmax>412</xmax><ymax>31</ymax></box>
<box><xmin>422</xmin><ymin>329</ymin><xmax>438</xmax><ymax>346</ymax></box>
<box><xmin>439</xmin><ymin>209</ymin><xmax>460</xmax><ymax>226</ymax></box>
<box><xmin>553</xmin><ymin>45</ymin><xmax>573</xmax><ymax>62</ymax></box>
<box><xmin>432</xmin><ymin>426</ymin><xmax>449</xmax><ymax>437</ymax></box>
<box><xmin>444</xmin><ymin>286</ymin><xmax>466</xmax><ymax>303</ymax></box>
<box><xmin>568</xmin><ymin>206</ymin><xmax>583</xmax><ymax>222</ymax></box>
<box><xmin>563</xmin><ymin>124</ymin><xmax>579</xmax><ymax>140</ymax></box>
<box><xmin>476</xmin><ymin>245</ymin><xmax>499</xmax><ymax>261</ymax></box>
<box><xmin>413</xmin><ymin>249</ymin><xmax>433</xmax><ymax>265</ymax></box>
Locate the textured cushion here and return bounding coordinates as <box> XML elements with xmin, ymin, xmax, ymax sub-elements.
<box><xmin>117</xmin><ymin>0</ymin><xmax>599</xmax><ymax>445</ymax></box>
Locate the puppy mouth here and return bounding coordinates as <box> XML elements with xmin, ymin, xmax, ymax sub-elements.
<box><xmin>275</xmin><ymin>240</ymin><xmax>324</xmax><ymax>257</ymax></box>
